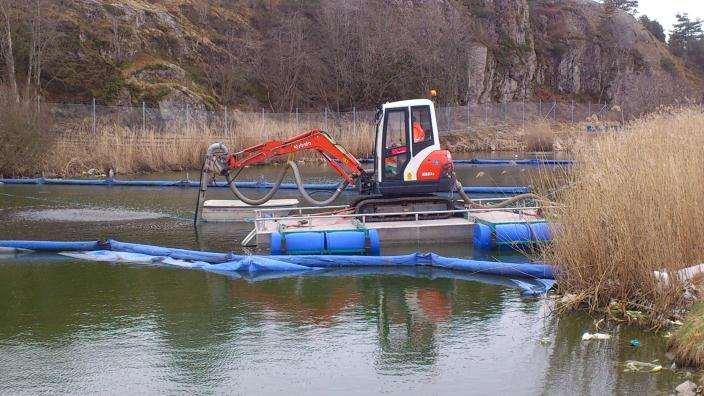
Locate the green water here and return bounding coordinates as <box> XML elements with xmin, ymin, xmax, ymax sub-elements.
<box><xmin>0</xmin><ymin>163</ymin><xmax>692</xmax><ymax>394</ymax></box>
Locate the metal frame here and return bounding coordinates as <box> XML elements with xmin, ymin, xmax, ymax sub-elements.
<box><xmin>253</xmin><ymin>204</ymin><xmax>553</xmax><ymax>229</ymax></box>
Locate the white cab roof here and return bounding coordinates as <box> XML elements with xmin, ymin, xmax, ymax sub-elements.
<box><xmin>382</xmin><ymin>99</ymin><xmax>434</xmax><ymax>109</ymax></box>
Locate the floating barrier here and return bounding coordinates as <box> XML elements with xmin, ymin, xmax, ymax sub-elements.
<box><xmin>358</xmin><ymin>158</ymin><xmax>573</xmax><ymax>166</ymax></box>
<box><xmin>270</xmin><ymin>229</ymin><xmax>380</xmax><ymax>256</ymax></box>
<box><xmin>0</xmin><ymin>239</ymin><xmax>556</xmax><ymax>295</ymax></box>
<box><xmin>452</xmin><ymin>158</ymin><xmax>574</xmax><ymax>166</ymax></box>
<box><xmin>0</xmin><ymin>240</ymin><xmax>107</xmax><ymax>252</ymax></box>
<box><xmin>0</xmin><ymin>177</ymin><xmax>530</xmax><ymax>195</ymax></box>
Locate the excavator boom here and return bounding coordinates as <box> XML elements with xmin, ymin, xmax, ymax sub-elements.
<box><xmin>225</xmin><ymin>129</ymin><xmax>365</xmax><ymax>185</ymax></box>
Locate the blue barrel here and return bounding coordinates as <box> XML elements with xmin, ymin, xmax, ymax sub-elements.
<box><xmin>327</xmin><ymin>231</ymin><xmax>366</xmax><ymax>254</ymax></box>
<box><xmin>473</xmin><ymin>224</ymin><xmax>495</xmax><ymax>250</ymax></box>
<box><xmin>270</xmin><ymin>229</ymin><xmax>380</xmax><ymax>256</ymax></box>
<box><xmin>473</xmin><ymin>222</ymin><xmax>551</xmax><ymax>250</ymax></box>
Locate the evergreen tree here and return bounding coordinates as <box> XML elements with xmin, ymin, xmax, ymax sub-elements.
<box><xmin>603</xmin><ymin>0</ymin><xmax>639</xmax><ymax>15</ymax></box>
<box><xmin>669</xmin><ymin>14</ymin><xmax>704</xmax><ymax>73</ymax></box>
<box><xmin>638</xmin><ymin>15</ymin><xmax>666</xmax><ymax>43</ymax></box>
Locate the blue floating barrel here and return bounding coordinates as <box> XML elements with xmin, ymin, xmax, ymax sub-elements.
<box><xmin>327</xmin><ymin>231</ymin><xmax>366</xmax><ymax>254</ymax></box>
<box><xmin>270</xmin><ymin>229</ymin><xmax>380</xmax><ymax>256</ymax></box>
<box><xmin>473</xmin><ymin>223</ymin><xmax>495</xmax><ymax>250</ymax></box>
<box><xmin>473</xmin><ymin>222</ymin><xmax>551</xmax><ymax>250</ymax></box>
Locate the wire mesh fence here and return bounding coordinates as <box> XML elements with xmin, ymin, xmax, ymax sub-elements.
<box><xmin>49</xmin><ymin>99</ymin><xmax>629</xmax><ymax>141</ymax></box>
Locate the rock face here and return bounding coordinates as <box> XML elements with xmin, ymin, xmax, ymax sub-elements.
<box><xmin>38</xmin><ymin>0</ymin><xmax>692</xmax><ymax>108</ymax></box>
<box><xmin>469</xmin><ymin>0</ymin><xmax>684</xmax><ymax>102</ymax></box>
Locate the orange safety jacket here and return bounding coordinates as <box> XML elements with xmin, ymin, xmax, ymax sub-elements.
<box><xmin>412</xmin><ymin>121</ymin><xmax>426</xmax><ymax>143</ymax></box>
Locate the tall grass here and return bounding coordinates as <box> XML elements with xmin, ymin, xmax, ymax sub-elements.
<box><xmin>543</xmin><ymin>108</ymin><xmax>704</xmax><ymax>324</ymax></box>
<box><xmin>50</xmin><ymin>114</ymin><xmax>376</xmax><ymax>176</ymax></box>
<box><xmin>521</xmin><ymin>120</ymin><xmax>555</xmax><ymax>152</ymax></box>
<box><xmin>0</xmin><ymin>95</ymin><xmax>53</xmax><ymax>177</ymax></box>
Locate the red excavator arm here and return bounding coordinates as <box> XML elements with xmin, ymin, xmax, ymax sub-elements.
<box><xmin>225</xmin><ymin>129</ymin><xmax>366</xmax><ymax>184</ymax></box>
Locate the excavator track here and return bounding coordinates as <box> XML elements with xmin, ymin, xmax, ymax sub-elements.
<box><xmin>352</xmin><ymin>195</ymin><xmax>457</xmax><ymax>222</ymax></box>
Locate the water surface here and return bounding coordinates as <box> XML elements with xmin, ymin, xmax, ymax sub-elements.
<box><xmin>0</xmin><ymin>162</ymin><xmax>689</xmax><ymax>394</ymax></box>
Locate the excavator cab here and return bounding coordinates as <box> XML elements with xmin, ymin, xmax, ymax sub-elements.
<box><xmin>372</xmin><ymin>99</ymin><xmax>455</xmax><ymax>196</ymax></box>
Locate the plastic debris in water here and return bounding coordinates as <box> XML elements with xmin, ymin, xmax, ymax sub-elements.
<box><xmin>630</xmin><ymin>339</ymin><xmax>641</xmax><ymax>347</ymax></box>
<box><xmin>624</xmin><ymin>360</ymin><xmax>663</xmax><ymax>373</ymax></box>
<box><xmin>626</xmin><ymin>310</ymin><xmax>646</xmax><ymax>321</ymax></box>
<box><xmin>582</xmin><ymin>332</ymin><xmax>611</xmax><ymax>341</ymax></box>
<box><xmin>675</xmin><ymin>380</ymin><xmax>697</xmax><ymax>396</ymax></box>
<box><xmin>540</xmin><ymin>337</ymin><xmax>551</xmax><ymax>345</ymax></box>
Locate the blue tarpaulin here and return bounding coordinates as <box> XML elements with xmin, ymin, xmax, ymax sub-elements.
<box><xmin>0</xmin><ymin>239</ymin><xmax>555</xmax><ymax>295</ymax></box>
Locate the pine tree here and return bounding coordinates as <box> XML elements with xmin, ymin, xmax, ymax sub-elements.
<box><xmin>603</xmin><ymin>0</ymin><xmax>639</xmax><ymax>15</ymax></box>
<box><xmin>638</xmin><ymin>15</ymin><xmax>666</xmax><ymax>43</ymax></box>
<box><xmin>669</xmin><ymin>14</ymin><xmax>704</xmax><ymax>73</ymax></box>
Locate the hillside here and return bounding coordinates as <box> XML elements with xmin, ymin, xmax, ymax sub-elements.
<box><xmin>9</xmin><ymin>0</ymin><xmax>699</xmax><ymax>111</ymax></box>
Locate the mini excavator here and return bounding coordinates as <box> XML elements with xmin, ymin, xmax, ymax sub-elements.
<box><xmin>197</xmin><ymin>98</ymin><xmax>475</xmax><ymax>222</ymax></box>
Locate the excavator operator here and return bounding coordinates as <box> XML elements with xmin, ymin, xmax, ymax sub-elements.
<box><xmin>412</xmin><ymin>116</ymin><xmax>426</xmax><ymax>143</ymax></box>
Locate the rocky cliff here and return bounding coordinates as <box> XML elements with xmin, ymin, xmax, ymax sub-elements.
<box><xmin>26</xmin><ymin>0</ymin><xmax>697</xmax><ymax>109</ymax></box>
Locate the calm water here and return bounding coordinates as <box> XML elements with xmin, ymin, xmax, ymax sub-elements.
<box><xmin>0</xmin><ymin>161</ymin><xmax>690</xmax><ymax>394</ymax></box>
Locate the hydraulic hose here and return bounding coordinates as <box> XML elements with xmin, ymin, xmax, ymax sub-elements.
<box><xmin>287</xmin><ymin>160</ymin><xmax>350</xmax><ymax>206</ymax></box>
<box><xmin>224</xmin><ymin>161</ymin><xmax>350</xmax><ymax>207</ymax></box>
<box><xmin>225</xmin><ymin>165</ymin><xmax>290</xmax><ymax>206</ymax></box>
<box><xmin>452</xmin><ymin>174</ymin><xmax>551</xmax><ymax>209</ymax></box>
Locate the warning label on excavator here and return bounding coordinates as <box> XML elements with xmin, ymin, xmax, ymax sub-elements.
<box><xmin>405</xmin><ymin>171</ymin><xmax>413</xmax><ymax>181</ymax></box>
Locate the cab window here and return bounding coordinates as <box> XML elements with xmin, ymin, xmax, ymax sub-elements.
<box><xmin>384</xmin><ymin>109</ymin><xmax>407</xmax><ymax>149</ymax></box>
<box><xmin>383</xmin><ymin>108</ymin><xmax>408</xmax><ymax>179</ymax></box>
<box><xmin>410</xmin><ymin>105</ymin><xmax>434</xmax><ymax>152</ymax></box>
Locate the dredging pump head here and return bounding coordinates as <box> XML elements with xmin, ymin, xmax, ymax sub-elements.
<box><xmin>205</xmin><ymin>142</ymin><xmax>230</xmax><ymax>175</ymax></box>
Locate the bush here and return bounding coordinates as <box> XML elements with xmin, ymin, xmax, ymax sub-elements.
<box><xmin>0</xmin><ymin>94</ymin><xmax>54</xmax><ymax>177</ymax></box>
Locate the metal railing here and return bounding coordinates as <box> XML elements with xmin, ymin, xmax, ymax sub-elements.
<box><xmin>253</xmin><ymin>202</ymin><xmax>551</xmax><ymax>229</ymax></box>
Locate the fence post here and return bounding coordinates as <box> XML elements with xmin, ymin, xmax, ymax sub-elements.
<box><xmin>353</xmin><ymin>106</ymin><xmax>357</xmax><ymax>136</ymax></box>
<box><xmin>484</xmin><ymin>102</ymin><xmax>488</xmax><ymax>125</ymax></box>
<box><xmin>261</xmin><ymin>108</ymin><xmax>264</xmax><ymax>126</ymax></box>
<box><xmin>92</xmin><ymin>97</ymin><xmax>96</xmax><ymax>134</ymax></box>
<box><xmin>186</xmin><ymin>104</ymin><xmax>190</xmax><ymax>130</ymax></box>
<box><xmin>553</xmin><ymin>101</ymin><xmax>557</xmax><ymax>122</ymax></box>
<box><xmin>466</xmin><ymin>102</ymin><xmax>470</xmax><ymax>132</ymax></box>
<box><xmin>296</xmin><ymin>107</ymin><xmax>299</xmax><ymax>129</ymax></box>
<box><xmin>588</xmin><ymin>102</ymin><xmax>591</xmax><ymax>118</ymax></box>
<box><xmin>446</xmin><ymin>107</ymin><xmax>451</xmax><ymax>132</ymax></box>
<box><xmin>142</xmin><ymin>101</ymin><xmax>146</xmax><ymax>132</ymax></box>
<box><xmin>571</xmin><ymin>100</ymin><xmax>575</xmax><ymax>124</ymax></box>
<box><xmin>324</xmin><ymin>107</ymin><xmax>328</xmax><ymax>131</ymax></box>
<box><xmin>224</xmin><ymin>107</ymin><xmax>228</xmax><ymax>135</ymax></box>
<box><xmin>522</xmin><ymin>98</ymin><xmax>525</xmax><ymax>131</ymax></box>
<box><xmin>539</xmin><ymin>100</ymin><xmax>542</xmax><ymax>118</ymax></box>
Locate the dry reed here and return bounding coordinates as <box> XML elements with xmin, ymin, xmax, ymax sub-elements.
<box><xmin>49</xmin><ymin>114</ymin><xmax>376</xmax><ymax>176</ymax></box>
<box><xmin>521</xmin><ymin>120</ymin><xmax>555</xmax><ymax>152</ymax></box>
<box><xmin>669</xmin><ymin>302</ymin><xmax>704</xmax><ymax>367</ymax></box>
<box><xmin>542</xmin><ymin>107</ymin><xmax>704</xmax><ymax>325</ymax></box>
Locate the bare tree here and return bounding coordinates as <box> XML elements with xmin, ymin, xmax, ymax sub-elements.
<box><xmin>0</xmin><ymin>0</ymin><xmax>19</xmax><ymax>102</ymax></box>
<box><xmin>23</xmin><ymin>0</ymin><xmax>55</xmax><ymax>98</ymax></box>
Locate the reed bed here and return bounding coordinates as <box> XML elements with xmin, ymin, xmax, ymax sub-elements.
<box><xmin>542</xmin><ymin>107</ymin><xmax>704</xmax><ymax>325</ymax></box>
<box><xmin>669</xmin><ymin>302</ymin><xmax>704</xmax><ymax>367</ymax></box>
<box><xmin>50</xmin><ymin>115</ymin><xmax>376</xmax><ymax>176</ymax></box>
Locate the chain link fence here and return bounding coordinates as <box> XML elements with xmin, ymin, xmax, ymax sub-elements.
<box><xmin>49</xmin><ymin>99</ymin><xmax>629</xmax><ymax>140</ymax></box>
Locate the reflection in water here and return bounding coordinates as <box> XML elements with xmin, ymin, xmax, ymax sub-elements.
<box><xmin>541</xmin><ymin>313</ymin><xmax>687</xmax><ymax>395</ymax></box>
<box><xmin>0</xmin><ymin>255</ymin><xmax>689</xmax><ymax>394</ymax></box>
